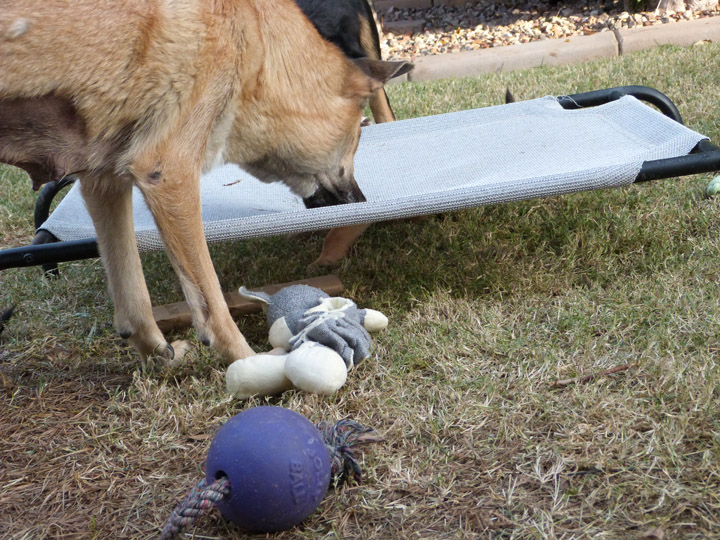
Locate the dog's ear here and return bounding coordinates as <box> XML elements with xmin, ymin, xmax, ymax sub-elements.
<box><xmin>346</xmin><ymin>59</ymin><xmax>414</xmax><ymax>98</ymax></box>
<box><xmin>354</xmin><ymin>58</ymin><xmax>414</xmax><ymax>85</ymax></box>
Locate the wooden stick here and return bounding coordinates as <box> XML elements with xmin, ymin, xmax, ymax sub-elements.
<box><xmin>550</xmin><ymin>363</ymin><xmax>636</xmax><ymax>389</ymax></box>
<box><xmin>153</xmin><ymin>275</ymin><xmax>344</xmax><ymax>332</ymax></box>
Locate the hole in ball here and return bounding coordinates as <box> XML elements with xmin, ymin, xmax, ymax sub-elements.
<box><xmin>214</xmin><ymin>470</ymin><xmax>232</xmax><ymax>497</ymax></box>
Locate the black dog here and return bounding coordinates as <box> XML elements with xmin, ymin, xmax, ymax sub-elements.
<box><xmin>295</xmin><ymin>0</ymin><xmax>415</xmax><ymax>267</ymax></box>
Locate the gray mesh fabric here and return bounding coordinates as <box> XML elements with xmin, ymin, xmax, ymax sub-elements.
<box><xmin>39</xmin><ymin>96</ymin><xmax>706</xmax><ymax>252</ymax></box>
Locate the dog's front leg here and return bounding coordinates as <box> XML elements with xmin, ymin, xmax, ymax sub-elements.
<box><xmin>80</xmin><ymin>176</ymin><xmax>190</xmax><ymax>361</ymax></box>
<box><xmin>310</xmin><ymin>224</ymin><xmax>370</xmax><ymax>269</ymax></box>
<box><xmin>134</xmin><ymin>159</ymin><xmax>255</xmax><ymax>363</ymax></box>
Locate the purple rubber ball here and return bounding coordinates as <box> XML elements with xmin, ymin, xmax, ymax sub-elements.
<box><xmin>205</xmin><ymin>406</ymin><xmax>331</xmax><ymax>532</ymax></box>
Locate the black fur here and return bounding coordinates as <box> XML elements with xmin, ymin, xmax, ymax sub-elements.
<box><xmin>294</xmin><ymin>0</ymin><xmax>382</xmax><ymax>60</ymax></box>
<box><xmin>0</xmin><ymin>306</ymin><xmax>15</xmax><ymax>336</ymax></box>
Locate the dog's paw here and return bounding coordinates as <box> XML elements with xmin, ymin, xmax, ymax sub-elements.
<box><xmin>151</xmin><ymin>339</ymin><xmax>193</xmax><ymax>367</ymax></box>
<box><xmin>307</xmin><ymin>256</ymin><xmax>343</xmax><ymax>274</ymax></box>
<box><xmin>170</xmin><ymin>339</ymin><xmax>193</xmax><ymax>361</ymax></box>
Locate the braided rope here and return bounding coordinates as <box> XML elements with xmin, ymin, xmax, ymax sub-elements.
<box><xmin>317</xmin><ymin>419</ymin><xmax>383</xmax><ymax>485</ymax></box>
<box><xmin>160</xmin><ymin>419</ymin><xmax>380</xmax><ymax>539</ymax></box>
<box><xmin>160</xmin><ymin>476</ymin><xmax>230</xmax><ymax>540</ymax></box>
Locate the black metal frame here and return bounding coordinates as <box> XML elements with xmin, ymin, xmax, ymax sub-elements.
<box><xmin>1</xmin><ymin>85</ymin><xmax>719</xmax><ymax>274</ymax></box>
<box><xmin>556</xmin><ymin>86</ymin><xmax>720</xmax><ymax>182</ymax></box>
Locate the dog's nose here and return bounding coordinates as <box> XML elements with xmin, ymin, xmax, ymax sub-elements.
<box><xmin>303</xmin><ymin>179</ymin><xmax>366</xmax><ymax>208</ymax></box>
<box><xmin>345</xmin><ymin>180</ymin><xmax>366</xmax><ymax>204</ymax></box>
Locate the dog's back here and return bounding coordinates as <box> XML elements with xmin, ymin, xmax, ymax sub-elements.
<box><xmin>0</xmin><ymin>0</ymin><xmax>250</xmax><ymax>184</ymax></box>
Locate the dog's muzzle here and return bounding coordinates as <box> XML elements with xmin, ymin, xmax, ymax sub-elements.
<box><xmin>303</xmin><ymin>181</ymin><xmax>366</xmax><ymax>209</ymax></box>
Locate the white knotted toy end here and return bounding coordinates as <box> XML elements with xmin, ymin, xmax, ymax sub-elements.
<box><xmin>363</xmin><ymin>309</ymin><xmax>388</xmax><ymax>332</ymax></box>
<box><xmin>268</xmin><ymin>316</ymin><xmax>293</xmax><ymax>350</ymax></box>
<box><xmin>226</xmin><ymin>353</ymin><xmax>293</xmax><ymax>399</ymax></box>
<box><xmin>284</xmin><ymin>342</ymin><xmax>347</xmax><ymax>395</ymax></box>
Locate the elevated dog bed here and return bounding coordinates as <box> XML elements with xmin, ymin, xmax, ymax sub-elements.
<box><xmin>1</xmin><ymin>86</ymin><xmax>719</xmax><ymax>273</ymax></box>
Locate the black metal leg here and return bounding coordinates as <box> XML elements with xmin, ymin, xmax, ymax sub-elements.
<box><xmin>0</xmin><ymin>173</ymin><xmax>99</xmax><ymax>272</ymax></box>
<box><xmin>34</xmin><ymin>176</ymin><xmax>76</xmax><ymax>230</ymax></box>
<box><xmin>0</xmin><ymin>239</ymin><xmax>100</xmax><ymax>272</ymax></box>
<box><xmin>31</xmin><ymin>176</ymin><xmax>77</xmax><ymax>276</ymax></box>
<box><xmin>30</xmin><ymin>230</ymin><xmax>61</xmax><ymax>277</ymax></box>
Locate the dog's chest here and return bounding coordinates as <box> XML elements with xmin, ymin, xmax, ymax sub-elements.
<box><xmin>0</xmin><ymin>95</ymin><xmax>88</xmax><ymax>189</ymax></box>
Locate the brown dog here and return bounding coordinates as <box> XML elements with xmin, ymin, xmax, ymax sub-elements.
<box><xmin>0</xmin><ymin>0</ymin><xmax>410</xmax><ymax>363</ymax></box>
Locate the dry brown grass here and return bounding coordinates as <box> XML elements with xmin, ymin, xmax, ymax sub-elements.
<box><xmin>2</xmin><ymin>43</ymin><xmax>720</xmax><ymax>539</ymax></box>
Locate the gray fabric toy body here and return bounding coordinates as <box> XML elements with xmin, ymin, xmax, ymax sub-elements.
<box><xmin>239</xmin><ymin>284</ymin><xmax>383</xmax><ymax>368</ymax></box>
<box><xmin>228</xmin><ymin>284</ymin><xmax>388</xmax><ymax>399</ymax></box>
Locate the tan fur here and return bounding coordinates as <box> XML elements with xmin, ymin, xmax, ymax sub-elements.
<box><xmin>1</xmin><ymin>0</ymin><xmax>408</xmax><ymax>363</ymax></box>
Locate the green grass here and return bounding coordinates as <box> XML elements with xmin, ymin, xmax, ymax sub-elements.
<box><xmin>1</xmin><ymin>42</ymin><xmax>720</xmax><ymax>539</ymax></box>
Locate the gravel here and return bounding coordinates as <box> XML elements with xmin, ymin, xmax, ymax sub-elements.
<box><xmin>377</xmin><ymin>0</ymin><xmax>720</xmax><ymax>59</ymax></box>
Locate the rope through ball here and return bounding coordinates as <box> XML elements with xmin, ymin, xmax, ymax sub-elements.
<box><xmin>161</xmin><ymin>407</ymin><xmax>380</xmax><ymax>539</ymax></box>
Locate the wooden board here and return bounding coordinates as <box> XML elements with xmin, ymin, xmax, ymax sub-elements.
<box><xmin>153</xmin><ymin>275</ymin><xmax>344</xmax><ymax>332</ymax></box>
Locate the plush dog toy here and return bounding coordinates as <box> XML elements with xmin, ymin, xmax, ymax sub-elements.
<box><xmin>227</xmin><ymin>285</ymin><xmax>388</xmax><ymax>399</ymax></box>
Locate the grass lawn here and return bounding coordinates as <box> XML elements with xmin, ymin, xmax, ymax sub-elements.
<box><xmin>1</xmin><ymin>42</ymin><xmax>719</xmax><ymax>539</ymax></box>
